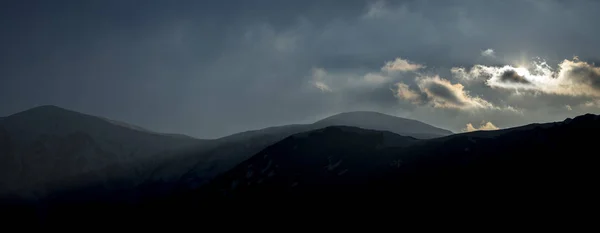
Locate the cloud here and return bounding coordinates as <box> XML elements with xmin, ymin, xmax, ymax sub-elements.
<box><xmin>382</xmin><ymin>57</ymin><xmax>425</xmax><ymax>72</ymax></box>
<box><xmin>5</xmin><ymin>0</ymin><xmax>600</xmax><ymax>138</ymax></box>
<box><xmin>582</xmin><ymin>100</ymin><xmax>600</xmax><ymax>109</ymax></box>
<box><xmin>498</xmin><ymin>69</ymin><xmax>531</xmax><ymax>84</ymax></box>
<box><xmin>463</xmin><ymin>121</ymin><xmax>500</xmax><ymax>132</ymax></box>
<box><xmin>394</xmin><ymin>83</ymin><xmax>422</xmax><ymax>104</ymax></box>
<box><xmin>363</xmin><ymin>0</ymin><xmax>389</xmax><ymax>19</ymax></box>
<box><xmin>484</xmin><ymin>66</ymin><xmax>541</xmax><ymax>90</ymax></box>
<box><xmin>557</xmin><ymin>59</ymin><xmax>600</xmax><ymax>94</ymax></box>
<box><xmin>416</xmin><ymin>76</ymin><xmax>495</xmax><ymax>110</ymax></box>
<box><xmin>394</xmin><ymin>74</ymin><xmax>521</xmax><ymax>113</ymax></box>
<box><xmin>451</xmin><ymin>65</ymin><xmax>491</xmax><ymax>82</ymax></box>
<box><xmin>454</xmin><ymin>59</ymin><xmax>600</xmax><ymax>97</ymax></box>
<box><xmin>311</xmin><ymin>68</ymin><xmax>332</xmax><ymax>92</ymax></box>
<box><xmin>363</xmin><ymin>73</ymin><xmax>390</xmax><ymax>85</ymax></box>
<box><xmin>314</xmin><ymin>81</ymin><xmax>332</xmax><ymax>92</ymax></box>
<box><xmin>481</xmin><ymin>49</ymin><xmax>495</xmax><ymax>58</ymax></box>
<box><xmin>308</xmin><ymin>57</ymin><xmax>426</xmax><ymax>97</ymax></box>
<box><xmin>565</xmin><ymin>105</ymin><xmax>572</xmax><ymax>111</ymax></box>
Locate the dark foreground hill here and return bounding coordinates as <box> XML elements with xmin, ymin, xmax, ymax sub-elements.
<box><xmin>140</xmin><ymin>111</ymin><xmax>452</xmax><ymax>191</ymax></box>
<box><xmin>198</xmin><ymin>126</ymin><xmax>419</xmax><ymax>199</ymax></box>
<box><xmin>191</xmin><ymin>114</ymin><xmax>599</xmax><ymax>203</ymax></box>
<box><xmin>16</xmin><ymin>113</ymin><xmax>599</xmax><ymax>224</ymax></box>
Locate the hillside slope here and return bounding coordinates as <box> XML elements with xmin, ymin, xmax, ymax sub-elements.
<box><xmin>191</xmin><ymin>113</ymin><xmax>600</xmax><ymax>203</ymax></box>
<box><xmin>8</xmin><ymin>114</ymin><xmax>600</xmax><ymax>222</ymax></box>
<box><xmin>0</xmin><ymin>106</ymin><xmax>204</xmax><ymax>198</ymax></box>
<box><xmin>160</xmin><ymin>111</ymin><xmax>451</xmax><ymax>186</ymax></box>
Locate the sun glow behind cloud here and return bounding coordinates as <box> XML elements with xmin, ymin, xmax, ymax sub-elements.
<box><xmin>308</xmin><ymin>48</ymin><xmax>600</xmax><ymax>133</ymax></box>
<box><xmin>453</xmin><ymin>58</ymin><xmax>600</xmax><ymax>97</ymax></box>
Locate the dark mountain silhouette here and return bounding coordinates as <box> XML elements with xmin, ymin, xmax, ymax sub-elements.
<box><xmin>179</xmin><ymin>113</ymin><xmax>600</xmax><ymax>207</ymax></box>
<box><xmin>0</xmin><ymin>105</ymin><xmax>204</xmax><ymax>199</ymax></box>
<box><xmin>0</xmin><ymin>106</ymin><xmax>452</xmax><ymax>202</ymax></box>
<box><xmin>144</xmin><ymin>111</ymin><xmax>452</xmax><ymax>193</ymax></box>
<box><xmin>196</xmin><ymin>126</ymin><xmax>419</xmax><ymax>199</ymax></box>
<box><xmin>4</xmin><ymin>112</ymin><xmax>600</xmax><ymax>223</ymax></box>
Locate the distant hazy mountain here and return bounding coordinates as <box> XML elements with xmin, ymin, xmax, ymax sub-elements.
<box><xmin>0</xmin><ymin>107</ymin><xmax>451</xmax><ymax>201</ymax></box>
<box><xmin>0</xmin><ymin>105</ymin><xmax>203</xmax><ymax>199</ymax></box>
<box><xmin>313</xmin><ymin>111</ymin><xmax>452</xmax><ymax>138</ymax></box>
<box><xmin>150</xmin><ymin>111</ymin><xmax>452</xmax><ymax>190</ymax></box>
<box><xmin>222</xmin><ymin>111</ymin><xmax>452</xmax><ymax>142</ymax></box>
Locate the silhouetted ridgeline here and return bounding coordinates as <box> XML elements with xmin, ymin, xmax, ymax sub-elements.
<box><xmin>191</xmin><ymin>114</ymin><xmax>599</xmax><ymax>203</ymax></box>
<box><xmin>2</xmin><ymin>106</ymin><xmax>599</xmax><ymax>223</ymax></box>
<box><xmin>0</xmin><ymin>106</ymin><xmax>452</xmax><ymax>203</ymax></box>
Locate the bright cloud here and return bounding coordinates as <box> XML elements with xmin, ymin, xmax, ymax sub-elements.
<box><xmin>463</xmin><ymin>121</ymin><xmax>500</xmax><ymax>132</ymax></box>
<box><xmin>453</xmin><ymin>59</ymin><xmax>600</xmax><ymax>97</ymax></box>
<box><xmin>394</xmin><ymin>83</ymin><xmax>422</xmax><ymax>104</ymax></box>
<box><xmin>395</xmin><ymin>76</ymin><xmax>497</xmax><ymax>110</ymax></box>
<box><xmin>382</xmin><ymin>57</ymin><xmax>425</xmax><ymax>72</ymax></box>
<box><xmin>481</xmin><ymin>48</ymin><xmax>495</xmax><ymax>57</ymax></box>
<box><xmin>314</xmin><ymin>81</ymin><xmax>332</xmax><ymax>92</ymax></box>
<box><xmin>310</xmin><ymin>57</ymin><xmax>424</xmax><ymax>93</ymax></box>
<box><xmin>451</xmin><ymin>65</ymin><xmax>490</xmax><ymax>82</ymax></box>
<box><xmin>311</xmin><ymin>68</ymin><xmax>332</xmax><ymax>92</ymax></box>
<box><xmin>416</xmin><ymin>76</ymin><xmax>494</xmax><ymax>110</ymax></box>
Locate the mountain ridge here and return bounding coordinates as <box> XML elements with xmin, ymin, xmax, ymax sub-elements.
<box><xmin>155</xmin><ymin>110</ymin><xmax>454</xmax><ymax>191</ymax></box>
<box><xmin>0</xmin><ymin>106</ymin><xmax>454</xmax><ymax>201</ymax></box>
<box><xmin>0</xmin><ymin>105</ymin><xmax>205</xmax><ymax>198</ymax></box>
<box><xmin>184</xmin><ymin>112</ymin><xmax>600</xmax><ymax>205</ymax></box>
<box><xmin>219</xmin><ymin>111</ymin><xmax>452</xmax><ymax>142</ymax></box>
<box><xmin>3</xmin><ymin>110</ymin><xmax>600</xmax><ymax>221</ymax></box>
<box><xmin>2</xmin><ymin>105</ymin><xmax>198</xmax><ymax>140</ymax></box>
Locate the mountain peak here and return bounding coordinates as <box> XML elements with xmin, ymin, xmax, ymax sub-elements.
<box><xmin>317</xmin><ymin>111</ymin><xmax>428</xmax><ymax>124</ymax></box>
<box><xmin>25</xmin><ymin>105</ymin><xmax>69</xmax><ymax>112</ymax></box>
<box><xmin>567</xmin><ymin>113</ymin><xmax>599</xmax><ymax>124</ymax></box>
<box><xmin>321</xmin><ymin>111</ymin><xmax>400</xmax><ymax>118</ymax></box>
<box><xmin>29</xmin><ymin>105</ymin><xmax>65</xmax><ymax>111</ymax></box>
<box><xmin>2</xmin><ymin>105</ymin><xmax>199</xmax><ymax>143</ymax></box>
<box><xmin>7</xmin><ymin>105</ymin><xmax>79</xmax><ymax>118</ymax></box>
<box><xmin>314</xmin><ymin>111</ymin><xmax>453</xmax><ymax>138</ymax></box>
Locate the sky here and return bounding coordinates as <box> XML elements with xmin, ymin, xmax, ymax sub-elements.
<box><xmin>2</xmin><ymin>0</ymin><xmax>600</xmax><ymax>138</ymax></box>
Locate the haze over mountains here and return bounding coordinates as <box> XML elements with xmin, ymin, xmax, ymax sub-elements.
<box><xmin>0</xmin><ymin>106</ymin><xmax>202</xmax><ymax>198</ymax></box>
<box><xmin>4</xmin><ymin>0</ymin><xmax>600</xmax><ymax>226</ymax></box>
<box><xmin>1</xmin><ymin>105</ymin><xmax>599</xmax><ymax>222</ymax></box>
<box><xmin>0</xmin><ymin>105</ymin><xmax>451</xmax><ymax>201</ymax></box>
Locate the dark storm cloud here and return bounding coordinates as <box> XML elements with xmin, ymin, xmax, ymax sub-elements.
<box><xmin>0</xmin><ymin>0</ymin><xmax>371</xmax><ymax>137</ymax></box>
<box><xmin>499</xmin><ymin>70</ymin><xmax>531</xmax><ymax>84</ymax></box>
<box><xmin>565</xmin><ymin>62</ymin><xmax>600</xmax><ymax>90</ymax></box>
<box><xmin>2</xmin><ymin>0</ymin><xmax>600</xmax><ymax>136</ymax></box>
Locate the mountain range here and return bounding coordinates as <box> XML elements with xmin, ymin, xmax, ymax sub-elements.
<box><xmin>0</xmin><ymin>106</ymin><xmax>202</xmax><ymax>199</ymax></box>
<box><xmin>1</xmin><ymin>105</ymin><xmax>598</xmax><ymax>222</ymax></box>
<box><xmin>0</xmin><ymin>105</ymin><xmax>450</xmax><ymax>201</ymax></box>
<box><xmin>152</xmin><ymin>113</ymin><xmax>600</xmax><ymax>218</ymax></box>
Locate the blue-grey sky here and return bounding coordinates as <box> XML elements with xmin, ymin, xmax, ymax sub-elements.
<box><xmin>2</xmin><ymin>0</ymin><xmax>600</xmax><ymax>138</ymax></box>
